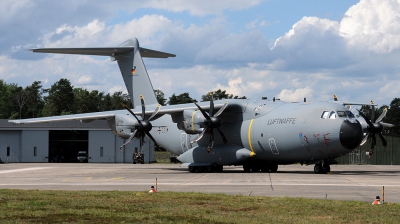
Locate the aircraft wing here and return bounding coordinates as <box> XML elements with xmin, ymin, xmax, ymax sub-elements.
<box><xmin>31</xmin><ymin>47</ymin><xmax>175</xmax><ymax>58</ymax></box>
<box><xmin>8</xmin><ymin>100</ymin><xmax>246</xmax><ymax>124</ymax></box>
<box><xmin>8</xmin><ymin>110</ymin><xmax>122</xmax><ymax>124</ymax></box>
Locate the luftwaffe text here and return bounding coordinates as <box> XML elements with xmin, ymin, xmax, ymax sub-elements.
<box><xmin>267</xmin><ymin>118</ymin><xmax>297</xmax><ymax>125</ymax></box>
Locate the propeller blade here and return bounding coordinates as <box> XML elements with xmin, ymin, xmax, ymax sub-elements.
<box><xmin>209</xmin><ymin>93</ymin><xmax>214</xmax><ymax>117</ymax></box>
<box><xmin>214</xmin><ymin>100</ymin><xmax>228</xmax><ymax>117</ymax></box>
<box><xmin>360</xmin><ymin>132</ymin><xmax>369</xmax><ymax>146</ymax></box>
<box><xmin>381</xmin><ymin>122</ymin><xmax>394</xmax><ymax>128</ymax></box>
<box><xmin>119</xmin><ymin>129</ymin><xmax>138</xmax><ymax>151</ymax></box>
<box><xmin>217</xmin><ymin>127</ymin><xmax>227</xmax><ymax>144</ymax></box>
<box><xmin>194</xmin><ymin>101</ymin><xmax>211</xmax><ymax>120</ymax></box>
<box><xmin>372</xmin><ymin>134</ymin><xmax>377</xmax><ymax>147</ymax></box>
<box><xmin>378</xmin><ymin>133</ymin><xmax>387</xmax><ymax>147</ymax></box>
<box><xmin>145</xmin><ymin>131</ymin><xmax>158</xmax><ymax>147</ymax></box>
<box><xmin>140</xmin><ymin>95</ymin><xmax>146</xmax><ymax>119</ymax></box>
<box><xmin>191</xmin><ymin>127</ymin><xmax>207</xmax><ymax>144</ymax></box>
<box><xmin>140</xmin><ymin>134</ymin><xmax>144</xmax><ymax>152</ymax></box>
<box><xmin>371</xmin><ymin>105</ymin><xmax>376</xmax><ymax>123</ymax></box>
<box><xmin>357</xmin><ymin>109</ymin><xmax>374</xmax><ymax>127</ymax></box>
<box><xmin>375</xmin><ymin>108</ymin><xmax>387</xmax><ymax>123</ymax></box>
<box><xmin>122</xmin><ymin>104</ymin><xmax>141</xmax><ymax>122</ymax></box>
<box><xmin>208</xmin><ymin>130</ymin><xmax>214</xmax><ymax>150</ymax></box>
<box><xmin>148</xmin><ymin>104</ymin><xmax>161</xmax><ymax>121</ymax></box>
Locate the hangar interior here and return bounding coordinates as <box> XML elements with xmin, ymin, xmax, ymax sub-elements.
<box><xmin>0</xmin><ymin>120</ymin><xmax>154</xmax><ymax>164</ymax></box>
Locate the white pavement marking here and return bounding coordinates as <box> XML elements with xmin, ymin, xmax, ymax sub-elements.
<box><xmin>0</xmin><ymin>167</ymin><xmax>50</xmax><ymax>174</ymax></box>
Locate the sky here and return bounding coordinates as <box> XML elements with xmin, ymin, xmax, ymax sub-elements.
<box><xmin>1</xmin><ymin>0</ymin><xmax>400</xmax><ymax>107</ymax></box>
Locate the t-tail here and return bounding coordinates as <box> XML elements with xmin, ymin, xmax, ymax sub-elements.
<box><xmin>31</xmin><ymin>37</ymin><xmax>175</xmax><ymax>108</ymax></box>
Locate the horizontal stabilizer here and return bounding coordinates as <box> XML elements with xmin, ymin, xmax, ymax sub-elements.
<box><xmin>31</xmin><ymin>47</ymin><xmax>175</xmax><ymax>58</ymax></box>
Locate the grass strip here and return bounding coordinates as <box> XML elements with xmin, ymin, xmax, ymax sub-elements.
<box><xmin>0</xmin><ymin>189</ymin><xmax>399</xmax><ymax>223</ymax></box>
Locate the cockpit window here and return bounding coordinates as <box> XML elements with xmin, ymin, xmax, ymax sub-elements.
<box><xmin>329</xmin><ymin>111</ymin><xmax>336</xmax><ymax>119</ymax></box>
<box><xmin>346</xmin><ymin>111</ymin><xmax>355</xmax><ymax>118</ymax></box>
<box><xmin>321</xmin><ymin>111</ymin><xmax>329</xmax><ymax>119</ymax></box>
<box><xmin>337</xmin><ymin>111</ymin><xmax>347</xmax><ymax>118</ymax></box>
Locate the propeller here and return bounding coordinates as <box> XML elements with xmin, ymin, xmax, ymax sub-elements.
<box><xmin>357</xmin><ymin>106</ymin><xmax>392</xmax><ymax>153</ymax></box>
<box><xmin>120</xmin><ymin>95</ymin><xmax>161</xmax><ymax>152</ymax></box>
<box><xmin>190</xmin><ymin>93</ymin><xmax>228</xmax><ymax>152</ymax></box>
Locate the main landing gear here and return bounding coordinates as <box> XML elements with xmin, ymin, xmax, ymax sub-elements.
<box><xmin>314</xmin><ymin>162</ymin><xmax>330</xmax><ymax>174</ymax></box>
<box><xmin>188</xmin><ymin>164</ymin><xmax>223</xmax><ymax>173</ymax></box>
<box><xmin>243</xmin><ymin>163</ymin><xmax>278</xmax><ymax>172</ymax></box>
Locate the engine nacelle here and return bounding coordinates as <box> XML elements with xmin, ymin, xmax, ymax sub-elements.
<box><xmin>179</xmin><ymin>109</ymin><xmax>206</xmax><ymax>134</ymax></box>
<box><xmin>107</xmin><ymin>114</ymin><xmax>138</xmax><ymax>139</ymax></box>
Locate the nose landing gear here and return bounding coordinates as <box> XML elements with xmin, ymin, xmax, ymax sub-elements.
<box><xmin>314</xmin><ymin>161</ymin><xmax>330</xmax><ymax>174</ymax></box>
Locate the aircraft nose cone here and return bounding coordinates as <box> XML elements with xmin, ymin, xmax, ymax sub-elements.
<box><xmin>340</xmin><ymin>120</ymin><xmax>363</xmax><ymax>149</ymax></box>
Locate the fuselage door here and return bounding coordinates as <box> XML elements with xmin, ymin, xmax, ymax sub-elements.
<box><xmin>268</xmin><ymin>138</ymin><xmax>279</xmax><ymax>154</ymax></box>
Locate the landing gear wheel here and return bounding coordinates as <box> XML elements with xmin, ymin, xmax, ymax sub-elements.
<box><xmin>314</xmin><ymin>164</ymin><xmax>323</xmax><ymax>174</ymax></box>
<box><xmin>189</xmin><ymin>166</ymin><xmax>196</xmax><ymax>173</ymax></box>
<box><xmin>215</xmin><ymin>165</ymin><xmax>223</xmax><ymax>172</ymax></box>
<box><xmin>270</xmin><ymin>164</ymin><xmax>278</xmax><ymax>172</ymax></box>
<box><xmin>243</xmin><ymin>164</ymin><xmax>251</xmax><ymax>172</ymax></box>
<box><xmin>322</xmin><ymin>164</ymin><xmax>330</xmax><ymax>173</ymax></box>
<box><xmin>251</xmin><ymin>165</ymin><xmax>261</xmax><ymax>172</ymax></box>
<box><xmin>206</xmin><ymin>166</ymin><xmax>214</xmax><ymax>173</ymax></box>
<box><xmin>260</xmin><ymin>165</ymin><xmax>269</xmax><ymax>172</ymax></box>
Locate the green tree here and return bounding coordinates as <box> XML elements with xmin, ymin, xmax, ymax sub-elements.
<box><xmin>11</xmin><ymin>86</ymin><xmax>28</xmax><ymax>119</ymax></box>
<box><xmin>154</xmin><ymin>89</ymin><xmax>166</xmax><ymax>106</ymax></box>
<box><xmin>2</xmin><ymin>82</ymin><xmax>19</xmax><ymax>119</ymax></box>
<box><xmin>25</xmin><ymin>81</ymin><xmax>44</xmax><ymax>118</ymax></box>
<box><xmin>42</xmin><ymin>78</ymin><xmax>74</xmax><ymax>116</ymax></box>
<box><xmin>386</xmin><ymin>98</ymin><xmax>400</xmax><ymax>136</ymax></box>
<box><xmin>101</xmin><ymin>93</ymin><xmax>113</xmax><ymax>111</ymax></box>
<box><xmin>201</xmin><ymin>89</ymin><xmax>246</xmax><ymax>101</ymax></box>
<box><xmin>168</xmin><ymin>92</ymin><xmax>196</xmax><ymax>105</ymax></box>
<box><xmin>109</xmin><ymin>91</ymin><xmax>133</xmax><ymax>110</ymax></box>
<box><xmin>73</xmin><ymin>88</ymin><xmax>104</xmax><ymax>113</ymax></box>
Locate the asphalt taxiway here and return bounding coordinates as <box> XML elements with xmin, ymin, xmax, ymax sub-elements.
<box><xmin>1</xmin><ymin>163</ymin><xmax>399</xmax><ymax>203</ymax></box>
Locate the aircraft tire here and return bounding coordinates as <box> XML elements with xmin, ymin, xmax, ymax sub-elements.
<box><xmin>206</xmin><ymin>166</ymin><xmax>214</xmax><ymax>172</ymax></box>
<box><xmin>243</xmin><ymin>164</ymin><xmax>251</xmax><ymax>172</ymax></box>
<box><xmin>323</xmin><ymin>164</ymin><xmax>330</xmax><ymax>173</ymax></box>
<box><xmin>252</xmin><ymin>166</ymin><xmax>261</xmax><ymax>172</ymax></box>
<box><xmin>314</xmin><ymin>164</ymin><xmax>324</xmax><ymax>174</ymax></box>
<box><xmin>215</xmin><ymin>165</ymin><xmax>223</xmax><ymax>172</ymax></box>
<box><xmin>270</xmin><ymin>164</ymin><xmax>278</xmax><ymax>172</ymax></box>
<box><xmin>189</xmin><ymin>166</ymin><xmax>196</xmax><ymax>173</ymax></box>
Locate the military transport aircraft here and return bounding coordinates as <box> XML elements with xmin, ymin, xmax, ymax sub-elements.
<box><xmin>9</xmin><ymin>37</ymin><xmax>393</xmax><ymax>174</ymax></box>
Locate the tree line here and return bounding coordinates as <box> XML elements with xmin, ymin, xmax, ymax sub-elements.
<box><xmin>0</xmin><ymin>78</ymin><xmax>245</xmax><ymax>120</ymax></box>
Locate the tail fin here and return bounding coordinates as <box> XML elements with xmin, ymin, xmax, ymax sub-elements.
<box><xmin>32</xmin><ymin>37</ymin><xmax>175</xmax><ymax>108</ymax></box>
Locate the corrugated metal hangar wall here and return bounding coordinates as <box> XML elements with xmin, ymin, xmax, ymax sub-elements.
<box><xmin>0</xmin><ymin>120</ymin><xmax>154</xmax><ymax>163</ymax></box>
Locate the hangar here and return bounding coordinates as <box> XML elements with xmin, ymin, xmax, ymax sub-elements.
<box><xmin>0</xmin><ymin>119</ymin><xmax>154</xmax><ymax>163</ymax></box>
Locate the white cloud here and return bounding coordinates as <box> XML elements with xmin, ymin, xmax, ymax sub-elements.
<box><xmin>340</xmin><ymin>0</ymin><xmax>400</xmax><ymax>53</ymax></box>
<box><xmin>277</xmin><ymin>87</ymin><xmax>314</xmax><ymax>102</ymax></box>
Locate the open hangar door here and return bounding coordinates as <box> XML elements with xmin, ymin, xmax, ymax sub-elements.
<box><xmin>48</xmin><ymin>130</ymin><xmax>88</xmax><ymax>162</ymax></box>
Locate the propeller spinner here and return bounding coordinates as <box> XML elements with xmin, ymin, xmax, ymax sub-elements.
<box><xmin>190</xmin><ymin>93</ymin><xmax>228</xmax><ymax>152</ymax></box>
<box><xmin>120</xmin><ymin>95</ymin><xmax>161</xmax><ymax>151</ymax></box>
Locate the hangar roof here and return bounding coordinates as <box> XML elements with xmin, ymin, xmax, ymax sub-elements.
<box><xmin>0</xmin><ymin>119</ymin><xmax>110</xmax><ymax>131</ymax></box>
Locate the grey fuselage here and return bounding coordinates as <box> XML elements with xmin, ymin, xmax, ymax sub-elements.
<box><xmin>150</xmin><ymin>99</ymin><xmax>362</xmax><ymax>165</ymax></box>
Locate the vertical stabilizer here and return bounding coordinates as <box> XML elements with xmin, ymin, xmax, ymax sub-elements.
<box><xmin>115</xmin><ymin>38</ymin><xmax>157</xmax><ymax>108</ymax></box>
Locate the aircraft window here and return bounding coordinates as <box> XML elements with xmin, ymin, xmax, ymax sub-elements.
<box><xmin>337</xmin><ymin>111</ymin><xmax>347</xmax><ymax>118</ymax></box>
<box><xmin>346</xmin><ymin>111</ymin><xmax>355</xmax><ymax>118</ymax></box>
<box><xmin>321</xmin><ymin>111</ymin><xmax>329</xmax><ymax>119</ymax></box>
<box><xmin>329</xmin><ymin>111</ymin><xmax>336</xmax><ymax>119</ymax></box>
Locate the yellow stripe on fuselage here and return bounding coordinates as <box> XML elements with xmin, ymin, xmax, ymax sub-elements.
<box><xmin>247</xmin><ymin>119</ymin><xmax>255</xmax><ymax>153</ymax></box>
